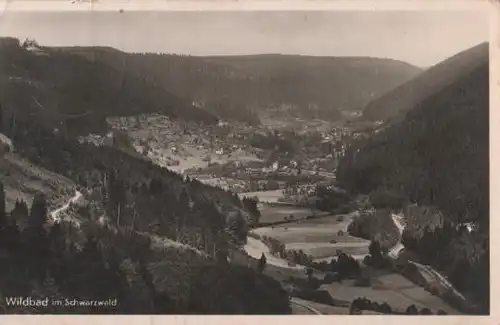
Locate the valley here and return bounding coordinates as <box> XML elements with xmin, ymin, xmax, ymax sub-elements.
<box><xmin>0</xmin><ymin>10</ymin><xmax>490</xmax><ymax>315</ymax></box>
<box><xmin>101</xmin><ymin>108</ymin><xmax>477</xmax><ymax>315</ymax></box>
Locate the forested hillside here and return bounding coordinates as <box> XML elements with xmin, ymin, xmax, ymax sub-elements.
<box><xmin>361</xmin><ymin>42</ymin><xmax>488</xmax><ymax>122</ymax></box>
<box><xmin>0</xmin><ymin>38</ymin><xmax>218</xmax><ymax>136</ymax></box>
<box><xmin>60</xmin><ymin>47</ymin><xmax>422</xmax><ymax>123</ymax></box>
<box><xmin>0</xmin><ymin>185</ymin><xmax>290</xmax><ymax>314</ymax></box>
<box><xmin>2</xmin><ymin>115</ymin><xmax>255</xmax><ymax>254</ymax></box>
<box><xmin>337</xmin><ymin>60</ymin><xmax>488</xmax><ymax>228</ymax></box>
<box><xmin>336</xmin><ymin>48</ymin><xmax>489</xmax><ymax>312</ymax></box>
<box><xmin>0</xmin><ymin>37</ymin><xmax>291</xmax><ymax>312</ymax></box>
<box><xmin>0</xmin><ymin>106</ymin><xmax>289</xmax><ymax>314</ymax></box>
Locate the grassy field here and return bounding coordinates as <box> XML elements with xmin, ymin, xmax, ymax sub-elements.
<box><xmin>239</xmin><ymin>189</ymin><xmax>463</xmax><ymax>314</ymax></box>
<box><xmin>253</xmin><ymin>212</ymin><xmax>370</xmax><ymax>261</ymax></box>
<box><xmin>239</xmin><ymin>235</ymin><xmax>460</xmax><ymax>315</ymax></box>
<box><xmin>318</xmin><ymin>270</ymin><xmax>460</xmax><ymax>314</ymax></box>
<box><xmin>257</xmin><ymin>204</ymin><xmax>328</xmax><ymax>224</ymax></box>
<box><xmin>239</xmin><ymin>190</ymin><xmax>285</xmax><ymax>203</ymax></box>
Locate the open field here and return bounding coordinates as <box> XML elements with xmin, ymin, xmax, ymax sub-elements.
<box><xmin>244</xmin><ymin>204</ymin><xmax>462</xmax><ymax>314</ymax></box>
<box><xmin>319</xmin><ymin>271</ymin><xmax>460</xmax><ymax>314</ymax></box>
<box><xmin>252</xmin><ymin>212</ymin><xmax>370</xmax><ymax>261</ymax></box>
<box><xmin>239</xmin><ymin>189</ymin><xmax>285</xmax><ymax>203</ymax></box>
<box><xmin>243</xmin><ymin>233</ymin><xmax>460</xmax><ymax>314</ymax></box>
<box><xmin>257</xmin><ymin>204</ymin><xmax>329</xmax><ymax>224</ymax></box>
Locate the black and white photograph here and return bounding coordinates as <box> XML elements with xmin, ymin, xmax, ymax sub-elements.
<box><xmin>0</xmin><ymin>1</ymin><xmax>492</xmax><ymax>316</ymax></box>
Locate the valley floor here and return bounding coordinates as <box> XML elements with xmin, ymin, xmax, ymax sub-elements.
<box><xmin>243</xmin><ymin>209</ymin><xmax>462</xmax><ymax>315</ymax></box>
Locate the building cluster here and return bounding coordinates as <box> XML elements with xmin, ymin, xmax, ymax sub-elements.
<box><xmin>77</xmin><ymin>132</ymin><xmax>114</xmax><ymax>147</ymax></box>
<box><xmin>108</xmin><ymin>114</ymin><xmax>266</xmax><ymax>170</ymax></box>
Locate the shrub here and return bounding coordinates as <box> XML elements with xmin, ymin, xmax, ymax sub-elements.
<box><xmin>379</xmin><ymin>302</ymin><xmax>392</xmax><ymax>314</ymax></box>
<box><xmin>406</xmin><ymin>304</ymin><xmax>419</xmax><ymax>315</ymax></box>
<box><xmin>420</xmin><ymin>307</ymin><xmax>433</xmax><ymax>315</ymax></box>
<box><xmin>369</xmin><ymin>240</ymin><xmax>383</xmax><ymax>263</ymax></box>
<box><xmin>329</xmin><ymin>259</ymin><xmax>338</xmax><ymax>272</ymax></box>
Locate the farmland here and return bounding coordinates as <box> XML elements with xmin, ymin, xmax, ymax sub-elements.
<box><xmin>252</xmin><ymin>212</ymin><xmax>370</xmax><ymax>261</ymax></box>
<box><xmin>245</xmin><ymin>206</ymin><xmax>462</xmax><ymax>314</ymax></box>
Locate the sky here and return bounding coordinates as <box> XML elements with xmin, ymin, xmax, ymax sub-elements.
<box><xmin>0</xmin><ymin>10</ymin><xmax>489</xmax><ymax>67</ymax></box>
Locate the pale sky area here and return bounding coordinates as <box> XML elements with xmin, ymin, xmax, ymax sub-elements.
<box><xmin>0</xmin><ymin>10</ymin><xmax>489</xmax><ymax>67</ymax></box>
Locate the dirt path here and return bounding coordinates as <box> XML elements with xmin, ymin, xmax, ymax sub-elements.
<box><xmin>388</xmin><ymin>213</ymin><xmax>466</xmax><ymax>302</ymax></box>
<box><xmin>49</xmin><ymin>190</ymin><xmax>83</xmax><ymax>224</ymax></box>
<box><xmin>290</xmin><ymin>298</ymin><xmax>322</xmax><ymax>315</ymax></box>
<box><xmin>244</xmin><ymin>236</ymin><xmax>304</xmax><ymax>270</ymax></box>
<box><xmin>388</xmin><ymin>213</ymin><xmax>405</xmax><ymax>258</ymax></box>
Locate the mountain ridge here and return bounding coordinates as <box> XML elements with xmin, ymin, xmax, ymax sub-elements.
<box><xmin>360</xmin><ymin>42</ymin><xmax>488</xmax><ymax>122</ymax></box>
<box><xmin>0</xmin><ymin>37</ymin><xmax>218</xmax><ymax>136</ymax></box>
<box><xmin>58</xmin><ymin>45</ymin><xmax>422</xmax><ymax>123</ymax></box>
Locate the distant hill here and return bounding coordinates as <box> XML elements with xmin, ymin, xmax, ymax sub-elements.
<box><xmin>360</xmin><ymin>42</ymin><xmax>488</xmax><ymax>122</ymax></box>
<box><xmin>337</xmin><ymin>52</ymin><xmax>489</xmax><ymax>229</ymax></box>
<box><xmin>59</xmin><ymin>47</ymin><xmax>422</xmax><ymax>123</ymax></box>
<box><xmin>0</xmin><ymin>38</ymin><xmax>218</xmax><ymax>136</ymax></box>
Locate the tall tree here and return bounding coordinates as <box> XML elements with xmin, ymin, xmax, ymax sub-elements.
<box><xmin>47</xmin><ymin>222</ymin><xmax>67</xmax><ymax>280</ymax></box>
<box><xmin>27</xmin><ymin>194</ymin><xmax>49</xmax><ymax>261</ymax></box>
<box><xmin>0</xmin><ymin>103</ymin><xmax>3</xmax><ymax>132</ymax></box>
<box><xmin>0</xmin><ymin>182</ymin><xmax>6</xmax><ymax>230</ymax></box>
<box><xmin>10</xmin><ymin>199</ymin><xmax>29</xmax><ymax>225</ymax></box>
<box><xmin>257</xmin><ymin>253</ymin><xmax>267</xmax><ymax>274</ymax></box>
<box><xmin>29</xmin><ymin>193</ymin><xmax>48</xmax><ymax>229</ymax></box>
<box><xmin>369</xmin><ymin>240</ymin><xmax>383</xmax><ymax>264</ymax></box>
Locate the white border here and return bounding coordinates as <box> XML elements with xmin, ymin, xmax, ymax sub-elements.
<box><xmin>0</xmin><ymin>1</ymin><xmax>498</xmax><ymax>324</ymax></box>
<box><xmin>0</xmin><ymin>0</ymin><xmax>493</xmax><ymax>12</ymax></box>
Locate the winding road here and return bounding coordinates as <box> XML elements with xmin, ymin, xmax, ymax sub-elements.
<box><xmin>290</xmin><ymin>298</ymin><xmax>322</xmax><ymax>315</ymax></box>
<box><xmin>388</xmin><ymin>213</ymin><xmax>405</xmax><ymax>259</ymax></box>
<box><xmin>244</xmin><ymin>235</ymin><xmax>305</xmax><ymax>270</ymax></box>
<box><xmin>244</xmin><ymin>210</ymin><xmax>467</xmax><ymax>312</ymax></box>
<box><xmin>49</xmin><ymin>190</ymin><xmax>83</xmax><ymax>225</ymax></box>
<box><xmin>388</xmin><ymin>213</ymin><xmax>467</xmax><ymax>302</ymax></box>
<box><xmin>51</xmin><ymin>190</ymin><xmax>467</xmax><ymax>312</ymax></box>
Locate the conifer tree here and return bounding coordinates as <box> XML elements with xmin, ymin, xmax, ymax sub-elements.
<box><xmin>257</xmin><ymin>253</ymin><xmax>267</xmax><ymax>274</ymax></box>
<box><xmin>29</xmin><ymin>193</ymin><xmax>48</xmax><ymax>229</ymax></box>
<box><xmin>27</xmin><ymin>194</ymin><xmax>49</xmax><ymax>262</ymax></box>
<box><xmin>0</xmin><ymin>182</ymin><xmax>6</xmax><ymax>230</ymax></box>
<box><xmin>48</xmin><ymin>223</ymin><xmax>67</xmax><ymax>280</ymax></box>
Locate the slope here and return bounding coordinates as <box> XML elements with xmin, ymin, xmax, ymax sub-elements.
<box><xmin>0</xmin><ymin>181</ymin><xmax>291</xmax><ymax>314</ymax></box>
<box><xmin>337</xmin><ymin>49</ymin><xmax>489</xmax><ymax>313</ymax></box>
<box><xmin>0</xmin><ymin>38</ymin><xmax>218</xmax><ymax>136</ymax></box>
<box><xmin>0</xmin><ymin>110</ymin><xmax>291</xmax><ymax>315</ymax></box>
<box><xmin>337</xmin><ymin>58</ymin><xmax>489</xmax><ymax>228</ymax></box>
<box><xmin>59</xmin><ymin>47</ymin><xmax>422</xmax><ymax>123</ymax></box>
<box><xmin>360</xmin><ymin>42</ymin><xmax>488</xmax><ymax>122</ymax></box>
<box><xmin>0</xmin><ymin>152</ymin><xmax>76</xmax><ymax>217</ymax></box>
